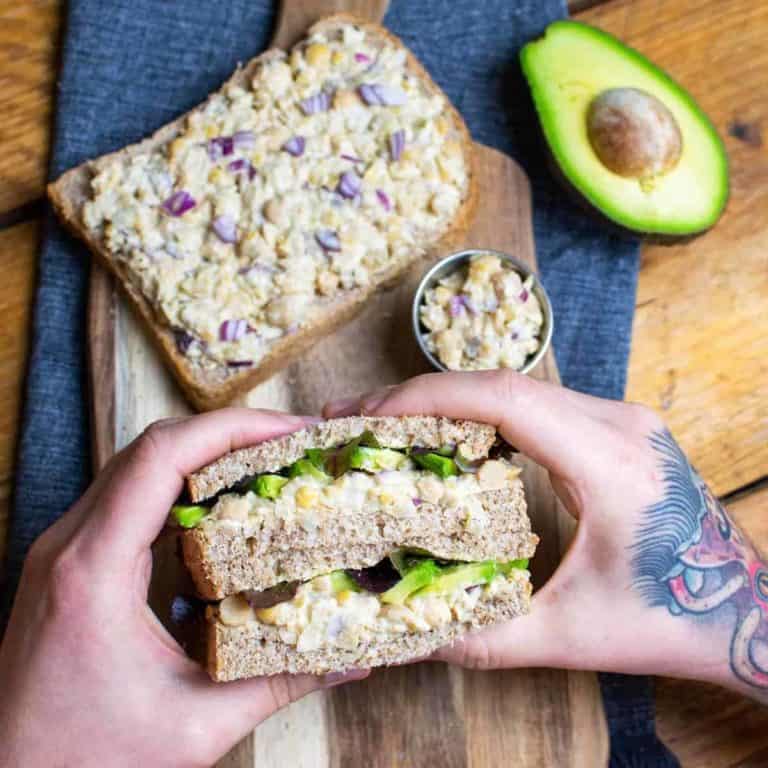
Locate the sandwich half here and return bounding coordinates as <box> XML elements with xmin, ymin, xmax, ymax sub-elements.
<box><xmin>173</xmin><ymin>416</ymin><xmax>538</xmax><ymax>680</ymax></box>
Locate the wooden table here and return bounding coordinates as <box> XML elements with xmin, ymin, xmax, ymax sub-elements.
<box><xmin>0</xmin><ymin>1</ymin><xmax>765</xmax><ymax>765</ymax></box>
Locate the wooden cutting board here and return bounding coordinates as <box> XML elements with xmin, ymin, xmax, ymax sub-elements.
<box><xmin>88</xmin><ymin>1</ymin><xmax>608</xmax><ymax>765</ymax></box>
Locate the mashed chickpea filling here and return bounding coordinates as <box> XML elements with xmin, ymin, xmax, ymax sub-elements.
<box><xmin>420</xmin><ymin>252</ymin><xmax>544</xmax><ymax>371</ymax></box>
<box><xmin>82</xmin><ymin>22</ymin><xmax>468</xmax><ymax>374</ymax></box>
<box><xmin>215</xmin><ymin>553</ymin><xmax>530</xmax><ymax>652</ymax></box>
<box><xmin>171</xmin><ymin>430</ymin><xmax>522</xmax><ymax>532</ymax></box>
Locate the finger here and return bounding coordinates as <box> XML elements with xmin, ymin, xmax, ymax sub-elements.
<box><xmin>188</xmin><ymin>668</ymin><xmax>369</xmax><ymax>753</ymax></box>
<box><xmin>327</xmin><ymin>371</ymin><xmax>603</xmax><ymax>480</ymax></box>
<box><xmin>77</xmin><ymin>409</ymin><xmax>314</xmax><ymax>566</ymax></box>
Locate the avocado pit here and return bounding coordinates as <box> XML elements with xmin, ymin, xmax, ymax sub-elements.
<box><xmin>587</xmin><ymin>87</ymin><xmax>683</xmax><ymax>179</ymax></box>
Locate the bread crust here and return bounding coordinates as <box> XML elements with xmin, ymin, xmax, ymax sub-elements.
<box><xmin>207</xmin><ymin>573</ymin><xmax>532</xmax><ymax>680</ymax></box>
<box><xmin>47</xmin><ymin>14</ymin><xmax>477</xmax><ymax>411</ymax></box>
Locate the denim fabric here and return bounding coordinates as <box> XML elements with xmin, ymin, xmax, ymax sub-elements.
<box><xmin>4</xmin><ymin>2</ymin><xmax>676</xmax><ymax>765</ymax></box>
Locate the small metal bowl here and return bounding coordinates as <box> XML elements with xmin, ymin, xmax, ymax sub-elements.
<box><xmin>411</xmin><ymin>248</ymin><xmax>554</xmax><ymax>375</ymax></box>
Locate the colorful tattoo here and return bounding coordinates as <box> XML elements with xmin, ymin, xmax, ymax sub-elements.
<box><xmin>631</xmin><ymin>429</ymin><xmax>768</xmax><ymax>689</ymax></box>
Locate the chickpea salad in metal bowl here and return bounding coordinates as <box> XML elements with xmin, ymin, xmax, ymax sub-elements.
<box><xmin>413</xmin><ymin>250</ymin><xmax>552</xmax><ymax>374</ymax></box>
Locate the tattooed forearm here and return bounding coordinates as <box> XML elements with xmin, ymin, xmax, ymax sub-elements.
<box><xmin>631</xmin><ymin>429</ymin><xmax>768</xmax><ymax>691</ymax></box>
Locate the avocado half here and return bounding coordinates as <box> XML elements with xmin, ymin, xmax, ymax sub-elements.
<box><xmin>521</xmin><ymin>21</ymin><xmax>728</xmax><ymax>240</ymax></box>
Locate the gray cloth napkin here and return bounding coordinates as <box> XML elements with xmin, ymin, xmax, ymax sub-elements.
<box><xmin>3</xmin><ymin>1</ymin><xmax>677</xmax><ymax>765</ymax></box>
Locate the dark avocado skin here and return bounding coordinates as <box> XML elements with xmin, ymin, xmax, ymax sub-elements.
<box><xmin>520</xmin><ymin>21</ymin><xmax>729</xmax><ymax>243</ymax></box>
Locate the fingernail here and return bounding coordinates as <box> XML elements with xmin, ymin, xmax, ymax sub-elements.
<box><xmin>323</xmin><ymin>668</ymin><xmax>369</xmax><ymax>686</ymax></box>
<box><xmin>324</xmin><ymin>396</ymin><xmax>361</xmax><ymax>417</ymax></box>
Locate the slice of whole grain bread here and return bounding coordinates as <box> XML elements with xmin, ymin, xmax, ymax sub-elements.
<box><xmin>47</xmin><ymin>14</ymin><xmax>477</xmax><ymax>411</ymax></box>
<box><xmin>207</xmin><ymin>572</ymin><xmax>532</xmax><ymax>680</ymax></box>
<box><xmin>187</xmin><ymin>415</ymin><xmax>497</xmax><ymax>501</ymax></box>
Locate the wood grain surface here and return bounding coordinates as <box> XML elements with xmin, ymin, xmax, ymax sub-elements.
<box><xmin>578</xmin><ymin>0</ymin><xmax>768</xmax><ymax>498</ymax></box>
<box><xmin>0</xmin><ymin>221</ymin><xmax>39</xmax><ymax>566</ymax></box>
<box><xmin>0</xmin><ymin>1</ymin><xmax>59</xmax><ymax>215</ymax></box>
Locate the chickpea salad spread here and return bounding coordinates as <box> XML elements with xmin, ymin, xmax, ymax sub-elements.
<box><xmin>80</xmin><ymin>21</ymin><xmax>470</xmax><ymax>375</ymax></box>
<box><xmin>420</xmin><ymin>252</ymin><xmax>545</xmax><ymax>371</ymax></box>
<box><xmin>214</xmin><ymin>557</ymin><xmax>530</xmax><ymax>653</ymax></box>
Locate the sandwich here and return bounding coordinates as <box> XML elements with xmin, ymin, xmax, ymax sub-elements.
<box><xmin>48</xmin><ymin>15</ymin><xmax>476</xmax><ymax>411</ymax></box>
<box><xmin>171</xmin><ymin>416</ymin><xmax>538</xmax><ymax>681</ymax></box>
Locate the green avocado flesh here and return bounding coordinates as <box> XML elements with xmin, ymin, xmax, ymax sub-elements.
<box><xmin>171</xmin><ymin>504</ymin><xmax>208</xmax><ymax>528</ymax></box>
<box><xmin>320</xmin><ymin>555</ymin><xmax>530</xmax><ymax>605</ymax></box>
<box><xmin>381</xmin><ymin>559</ymin><xmax>441</xmax><ymax>604</ymax></box>
<box><xmin>521</xmin><ymin>20</ymin><xmax>728</xmax><ymax>236</ymax></box>
<box><xmin>250</xmin><ymin>474</ymin><xmax>290</xmax><ymax>499</ymax></box>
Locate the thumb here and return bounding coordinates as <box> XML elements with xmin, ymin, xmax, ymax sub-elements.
<box><xmin>431</xmin><ymin>582</ymin><xmax>572</xmax><ymax>670</ymax></box>
<box><xmin>432</xmin><ymin>529</ymin><xmax>588</xmax><ymax>670</ymax></box>
<box><xmin>186</xmin><ymin>668</ymin><xmax>369</xmax><ymax>759</ymax></box>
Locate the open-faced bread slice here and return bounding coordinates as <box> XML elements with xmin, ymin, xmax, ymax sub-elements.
<box><xmin>48</xmin><ymin>14</ymin><xmax>476</xmax><ymax>410</ymax></box>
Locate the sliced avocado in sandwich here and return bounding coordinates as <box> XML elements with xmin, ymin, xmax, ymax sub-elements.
<box><xmin>381</xmin><ymin>559</ymin><xmax>441</xmax><ymax>604</ymax></box>
<box><xmin>348</xmin><ymin>446</ymin><xmax>409</xmax><ymax>472</ymax></box>
<box><xmin>250</xmin><ymin>474</ymin><xmax>290</xmax><ymax>500</ymax></box>
<box><xmin>288</xmin><ymin>458</ymin><xmax>330</xmax><ymax>481</ymax></box>
<box><xmin>521</xmin><ymin>20</ymin><xmax>728</xmax><ymax>240</ymax></box>
<box><xmin>411</xmin><ymin>452</ymin><xmax>458</xmax><ymax>478</ymax></box>
<box><xmin>416</xmin><ymin>561</ymin><xmax>498</xmax><ymax>597</ymax></box>
<box><xmin>171</xmin><ymin>504</ymin><xmax>208</xmax><ymax>528</ymax></box>
<box><xmin>328</xmin><ymin>571</ymin><xmax>361</xmax><ymax>593</ymax></box>
<box><xmin>499</xmin><ymin>558</ymin><xmax>530</xmax><ymax>574</ymax></box>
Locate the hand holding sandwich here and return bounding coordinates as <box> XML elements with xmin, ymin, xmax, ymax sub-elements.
<box><xmin>0</xmin><ymin>410</ymin><xmax>366</xmax><ymax>768</ymax></box>
<box><xmin>326</xmin><ymin>370</ymin><xmax>768</xmax><ymax>703</ymax></box>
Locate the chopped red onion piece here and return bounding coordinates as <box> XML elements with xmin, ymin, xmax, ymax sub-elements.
<box><xmin>412</xmin><ymin>497</ymin><xmax>423</xmax><ymax>506</ymax></box>
<box><xmin>449</xmin><ymin>295</ymin><xmax>465</xmax><ymax>317</ymax></box>
<box><xmin>340</xmin><ymin>153</ymin><xmax>362</xmax><ymax>163</ymax></box>
<box><xmin>219</xmin><ymin>319</ymin><xmax>248</xmax><ymax>342</ymax></box>
<box><xmin>315</xmin><ymin>229</ymin><xmax>341</xmax><ymax>252</ymax></box>
<box><xmin>461</xmin><ymin>294</ymin><xmax>478</xmax><ymax>315</ymax></box>
<box><xmin>337</xmin><ymin>170</ymin><xmax>361</xmax><ymax>199</ymax></box>
<box><xmin>162</xmin><ymin>190</ymin><xmax>196</xmax><ymax>217</ymax></box>
<box><xmin>354</xmin><ymin>52</ymin><xmax>371</xmax><ymax>63</ymax></box>
<box><xmin>300</xmin><ymin>91</ymin><xmax>330</xmax><ymax>115</ymax></box>
<box><xmin>212</xmin><ymin>215</ymin><xmax>237</xmax><ymax>243</ymax></box>
<box><xmin>226</xmin><ymin>157</ymin><xmax>257</xmax><ymax>181</ymax></box>
<box><xmin>346</xmin><ymin>559</ymin><xmax>401</xmax><ymax>593</ymax></box>
<box><xmin>282</xmin><ymin>136</ymin><xmax>306</xmax><ymax>157</ymax></box>
<box><xmin>232</xmin><ymin>130</ymin><xmax>255</xmax><ymax>151</ymax></box>
<box><xmin>519</xmin><ymin>288</ymin><xmax>529</xmax><ymax>302</ymax></box>
<box><xmin>358</xmin><ymin>83</ymin><xmax>407</xmax><ymax>107</ymax></box>
<box><xmin>227</xmin><ymin>360</ymin><xmax>253</xmax><ymax>368</ymax></box>
<box><xmin>376</xmin><ymin>189</ymin><xmax>392</xmax><ymax>211</ymax></box>
<box><xmin>173</xmin><ymin>328</ymin><xmax>196</xmax><ymax>354</ymax></box>
<box><xmin>208</xmin><ymin>136</ymin><xmax>234</xmax><ymax>161</ymax></box>
<box><xmin>388</xmin><ymin>129</ymin><xmax>405</xmax><ymax>161</ymax></box>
